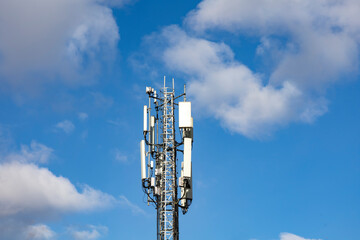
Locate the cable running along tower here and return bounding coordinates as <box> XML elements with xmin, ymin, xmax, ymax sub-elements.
<box><xmin>140</xmin><ymin>77</ymin><xmax>193</xmax><ymax>240</ymax></box>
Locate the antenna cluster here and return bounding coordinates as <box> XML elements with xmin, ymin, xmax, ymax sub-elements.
<box><xmin>140</xmin><ymin>77</ymin><xmax>193</xmax><ymax>240</ymax></box>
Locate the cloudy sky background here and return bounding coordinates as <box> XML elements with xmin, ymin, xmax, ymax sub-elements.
<box><xmin>0</xmin><ymin>0</ymin><xmax>359</xmax><ymax>239</ymax></box>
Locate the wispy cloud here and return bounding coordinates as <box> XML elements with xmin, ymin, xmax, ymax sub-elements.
<box><xmin>69</xmin><ymin>225</ymin><xmax>108</xmax><ymax>240</ymax></box>
<box><xmin>81</xmin><ymin>130</ymin><xmax>89</xmax><ymax>140</ymax></box>
<box><xmin>114</xmin><ymin>148</ymin><xmax>128</xmax><ymax>163</ymax></box>
<box><xmin>4</xmin><ymin>140</ymin><xmax>53</xmax><ymax>164</ymax></box>
<box><xmin>55</xmin><ymin>120</ymin><xmax>75</xmax><ymax>134</ymax></box>
<box><xmin>90</xmin><ymin>92</ymin><xmax>114</xmax><ymax>109</ymax></box>
<box><xmin>25</xmin><ymin>224</ymin><xmax>56</xmax><ymax>240</ymax></box>
<box><xmin>78</xmin><ymin>112</ymin><xmax>89</xmax><ymax>121</ymax></box>
<box><xmin>280</xmin><ymin>232</ymin><xmax>322</xmax><ymax>240</ymax></box>
<box><xmin>118</xmin><ymin>195</ymin><xmax>146</xmax><ymax>215</ymax></box>
<box><xmin>107</xmin><ymin>119</ymin><xmax>126</xmax><ymax>128</ymax></box>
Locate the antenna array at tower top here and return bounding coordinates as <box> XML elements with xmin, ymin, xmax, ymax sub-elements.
<box><xmin>140</xmin><ymin>77</ymin><xmax>194</xmax><ymax>240</ymax></box>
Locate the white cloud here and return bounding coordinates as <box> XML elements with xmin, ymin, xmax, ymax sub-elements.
<box><xmin>70</xmin><ymin>225</ymin><xmax>108</xmax><ymax>240</ymax></box>
<box><xmin>0</xmin><ymin>161</ymin><xmax>115</xmax><ymax>217</ymax></box>
<box><xmin>72</xmin><ymin>229</ymin><xmax>100</xmax><ymax>240</ymax></box>
<box><xmin>0</xmin><ymin>0</ymin><xmax>120</xmax><ymax>94</ymax></box>
<box><xmin>186</xmin><ymin>0</ymin><xmax>360</xmax><ymax>89</ymax></box>
<box><xmin>4</xmin><ymin>140</ymin><xmax>53</xmax><ymax>164</ymax></box>
<box><xmin>55</xmin><ymin>120</ymin><xmax>75</xmax><ymax>134</ymax></box>
<box><xmin>0</xmin><ymin>140</ymin><xmax>115</xmax><ymax>240</ymax></box>
<box><xmin>107</xmin><ymin>119</ymin><xmax>126</xmax><ymax>127</ymax></box>
<box><xmin>78</xmin><ymin>112</ymin><xmax>89</xmax><ymax>121</ymax></box>
<box><xmin>141</xmin><ymin>0</ymin><xmax>360</xmax><ymax>137</ymax></box>
<box><xmin>280</xmin><ymin>232</ymin><xmax>322</xmax><ymax>240</ymax></box>
<box><xmin>150</xmin><ymin>26</ymin><xmax>326</xmax><ymax>138</ymax></box>
<box><xmin>25</xmin><ymin>224</ymin><xmax>56</xmax><ymax>240</ymax></box>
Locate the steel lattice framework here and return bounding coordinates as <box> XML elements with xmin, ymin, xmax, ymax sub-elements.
<box><xmin>158</xmin><ymin>84</ymin><xmax>178</xmax><ymax>239</ymax></box>
<box><xmin>141</xmin><ymin>77</ymin><xmax>193</xmax><ymax>240</ymax></box>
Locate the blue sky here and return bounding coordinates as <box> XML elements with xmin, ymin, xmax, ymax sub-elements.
<box><xmin>0</xmin><ymin>0</ymin><xmax>359</xmax><ymax>240</ymax></box>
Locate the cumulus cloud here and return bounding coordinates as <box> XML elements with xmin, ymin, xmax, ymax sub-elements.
<box><xmin>0</xmin><ymin>0</ymin><xmax>120</xmax><ymax>94</ymax></box>
<box><xmin>0</xmin><ymin>140</ymin><xmax>115</xmax><ymax>239</ymax></box>
<box><xmin>186</xmin><ymin>0</ymin><xmax>360</xmax><ymax>88</ymax></box>
<box><xmin>148</xmin><ymin>26</ymin><xmax>326</xmax><ymax>137</ymax></box>
<box><xmin>141</xmin><ymin>0</ymin><xmax>360</xmax><ymax>137</ymax></box>
<box><xmin>188</xmin><ymin>0</ymin><xmax>360</xmax><ymax>87</ymax></box>
<box><xmin>0</xmin><ymin>161</ymin><xmax>115</xmax><ymax>217</ymax></box>
<box><xmin>280</xmin><ymin>232</ymin><xmax>322</xmax><ymax>240</ymax></box>
<box><xmin>55</xmin><ymin>120</ymin><xmax>75</xmax><ymax>134</ymax></box>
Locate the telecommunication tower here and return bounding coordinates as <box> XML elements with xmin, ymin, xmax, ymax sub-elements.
<box><xmin>140</xmin><ymin>77</ymin><xmax>193</xmax><ymax>240</ymax></box>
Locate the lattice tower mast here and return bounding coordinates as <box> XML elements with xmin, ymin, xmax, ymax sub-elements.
<box><xmin>140</xmin><ymin>77</ymin><xmax>194</xmax><ymax>240</ymax></box>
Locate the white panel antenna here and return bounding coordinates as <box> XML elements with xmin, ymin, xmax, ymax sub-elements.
<box><xmin>143</xmin><ymin>105</ymin><xmax>147</xmax><ymax>132</ymax></box>
<box><xmin>183</xmin><ymin>137</ymin><xmax>192</xmax><ymax>178</ymax></box>
<box><xmin>179</xmin><ymin>102</ymin><xmax>192</xmax><ymax>128</ymax></box>
<box><xmin>140</xmin><ymin>140</ymin><xmax>146</xmax><ymax>180</ymax></box>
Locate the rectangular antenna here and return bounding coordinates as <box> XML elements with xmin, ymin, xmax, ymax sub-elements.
<box><xmin>140</xmin><ymin>140</ymin><xmax>146</xmax><ymax>179</ymax></box>
<box><xmin>183</xmin><ymin>137</ymin><xmax>192</xmax><ymax>178</ymax></box>
<box><xmin>143</xmin><ymin>105</ymin><xmax>148</xmax><ymax>132</ymax></box>
<box><xmin>179</xmin><ymin>102</ymin><xmax>192</xmax><ymax>128</ymax></box>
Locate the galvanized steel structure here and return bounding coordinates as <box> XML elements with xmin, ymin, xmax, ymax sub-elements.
<box><xmin>140</xmin><ymin>77</ymin><xmax>193</xmax><ymax>240</ymax></box>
